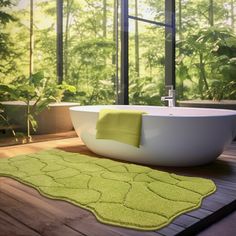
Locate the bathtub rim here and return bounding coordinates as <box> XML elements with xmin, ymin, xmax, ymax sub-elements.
<box><xmin>69</xmin><ymin>105</ymin><xmax>236</xmax><ymax>118</ymax></box>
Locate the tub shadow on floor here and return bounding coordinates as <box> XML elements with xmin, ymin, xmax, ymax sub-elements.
<box><xmin>57</xmin><ymin>144</ymin><xmax>234</xmax><ymax>180</ymax></box>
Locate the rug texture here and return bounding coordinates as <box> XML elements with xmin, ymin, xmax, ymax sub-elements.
<box><xmin>0</xmin><ymin>149</ymin><xmax>216</xmax><ymax>230</ymax></box>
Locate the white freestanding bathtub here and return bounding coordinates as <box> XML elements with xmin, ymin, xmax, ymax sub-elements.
<box><xmin>70</xmin><ymin>105</ymin><xmax>236</xmax><ymax>166</ymax></box>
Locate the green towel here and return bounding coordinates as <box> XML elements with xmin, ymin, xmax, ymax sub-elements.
<box><xmin>96</xmin><ymin>109</ymin><xmax>145</xmax><ymax>147</ymax></box>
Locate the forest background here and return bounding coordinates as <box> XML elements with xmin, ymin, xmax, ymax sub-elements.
<box><xmin>1</xmin><ymin>0</ymin><xmax>236</xmax><ymax>106</ymax></box>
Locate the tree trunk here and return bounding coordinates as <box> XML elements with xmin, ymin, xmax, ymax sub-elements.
<box><xmin>209</xmin><ymin>0</ymin><xmax>214</xmax><ymax>26</ymax></box>
<box><xmin>231</xmin><ymin>0</ymin><xmax>235</xmax><ymax>31</ymax></box>
<box><xmin>26</xmin><ymin>100</ymin><xmax>32</xmax><ymax>142</ymax></box>
<box><xmin>103</xmin><ymin>0</ymin><xmax>107</xmax><ymax>38</ymax></box>
<box><xmin>135</xmin><ymin>0</ymin><xmax>139</xmax><ymax>76</ymax></box>
<box><xmin>102</xmin><ymin>0</ymin><xmax>107</xmax><ymax>83</ymax></box>
<box><xmin>199</xmin><ymin>53</ymin><xmax>211</xmax><ymax>99</ymax></box>
<box><xmin>112</xmin><ymin>0</ymin><xmax>117</xmax><ymax>93</ymax></box>
<box><xmin>112</xmin><ymin>0</ymin><xmax>116</xmax><ymax>65</ymax></box>
<box><xmin>57</xmin><ymin>0</ymin><xmax>63</xmax><ymax>84</ymax></box>
<box><xmin>64</xmin><ymin>0</ymin><xmax>73</xmax><ymax>82</ymax></box>
<box><xmin>29</xmin><ymin>0</ymin><xmax>34</xmax><ymax>78</ymax></box>
<box><xmin>178</xmin><ymin>0</ymin><xmax>184</xmax><ymax>99</ymax></box>
<box><xmin>179</xmin><ymin>0</ymin><xmax>183</xmax><ymax>41</ymax></box>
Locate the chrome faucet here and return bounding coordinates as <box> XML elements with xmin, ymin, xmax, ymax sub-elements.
<box><xmin>161</xmin><ymin>85</ymin><xmax>176</xmax><ymax>107</ymax></box>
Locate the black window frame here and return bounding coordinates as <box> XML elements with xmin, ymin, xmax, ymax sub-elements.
<box><xmin>119</xmin><ymin>0</ymin><xmax>176</xmax><ymax>104</ymax></box>
<box><xmin>56</xmin><ymin>0</ymin><xmax>176</xmax><ymax>103</ymax></box>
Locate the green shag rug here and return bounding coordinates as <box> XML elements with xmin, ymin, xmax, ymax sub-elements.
<box><xmin>0</xmin><ymin>149</ymin><xmax>216</xmax><ymax>231</ymax></box>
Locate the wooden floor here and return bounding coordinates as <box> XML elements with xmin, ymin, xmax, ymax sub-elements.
<box><xmin>0</xmin><ymin>131</ymin><xmax>77</xmax><ymax>147</ymax></box>
<box><xmin>0</xmin><ymin>138</ymin><xmax>236</xmax><ymax>236</ymax></box>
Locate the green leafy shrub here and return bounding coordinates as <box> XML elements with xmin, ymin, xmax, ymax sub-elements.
<box><xmin>0</xmin><ymin>72</ymin><xmax>76</xmax><ymax>141</ymax></box>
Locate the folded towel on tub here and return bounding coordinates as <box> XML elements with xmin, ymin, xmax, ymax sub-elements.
<box><xmin>96</xmin><ymin>109</ymin><xmax>145</xmax><ymax>147</ymax></box>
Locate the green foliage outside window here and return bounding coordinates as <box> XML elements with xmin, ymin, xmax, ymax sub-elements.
<box><xmin>0</xmin><ymin>0</ymin><xmax>236</xmax><ymax>106</ymax></box>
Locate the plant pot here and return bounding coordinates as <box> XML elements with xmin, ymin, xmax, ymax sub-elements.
<box><xmin>1</xmin><ymin>101</ymin><xmax>80</xmax><ymax>134</ymax></box>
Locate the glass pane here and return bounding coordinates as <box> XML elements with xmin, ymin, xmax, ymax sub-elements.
<box><xmin>63</xmin><ymin>0</ymin><xmax>116</xmax><ymax>105</ymax></box>
<box><xmin>0</xmin><ymin>0</ymin><xmax>29</xmax><ymax>81</ymax></box>
<box><xmin>176</xmin><ymin>0</ymin><xmax>236</xmax><ymax>103</ymax></box>
<box><xmin>0</xmin><ymin>0</ymin><xmax>56</xmax><ymax>146</ymax></box>
<box><xmin>34</xmin><ymin>0</ymin><xmax>57</xmax><ymax>81</ymax></box>
<box><xmin>129</xmin><ymin>0</ymin><xmax>165</xmax><ymax>24</ymax></box>
<box><xmin>128</xmin><ymin>19</ymin><xmax>165</xmax><ymax>105</ymax></box>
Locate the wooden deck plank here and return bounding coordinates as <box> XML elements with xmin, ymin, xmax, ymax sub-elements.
<box><xmin>171</xmin><ymin>214</ymin><xmax>199</xmax><ymax>228</ymax></box>
<box><xmin>177</xmin><ymin>199</ymin><xmax>236</xmax><ymax>236</ymax></box>
<box><xmin>0</xmin><ymin>186</ymin><xmax>83</xmax><ymax>236</ymax></box>
<box><xmin>157</xmin><ymin>223</ymin><xmax>184</xmax><ymax>236</ymax></box>
<box><xmin>0</xmin><ymin>210</ymin><xmax>41</xmax><ymax>236</ymax></box>
<box><xmin>0</xmin><ymin>138</ymin><xmax>235</xmax><ymax>236</ymax></box>
<box><xmin>186</xmin><ymin>209</ymin><xmax>212</xmax><ymax>219</ymax></box>
<box><xmin>67</xmin><ymin>215</ymin><xmax>162</xmax><ymax>236</ymax></box>
<box><xmin>0</xmin><ymin>178</ymin><xmax>161</xmax><ymax>236</ymax></box>
<box><xmin>0</xmin><ymin>178</ymin><xmax>89</xmax><ymax>220</ymax></box>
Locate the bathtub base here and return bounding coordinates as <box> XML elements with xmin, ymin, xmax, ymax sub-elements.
<box><xmin>80</xmin><ymin>132</ymin><xmax>221</xmax><ymax>167</ymax></box>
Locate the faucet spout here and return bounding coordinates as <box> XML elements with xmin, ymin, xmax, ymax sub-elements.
<box><xmin>161</xmin><ymin>86</ymin><xmax>176</xmax><ymax>107</ymax></box>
